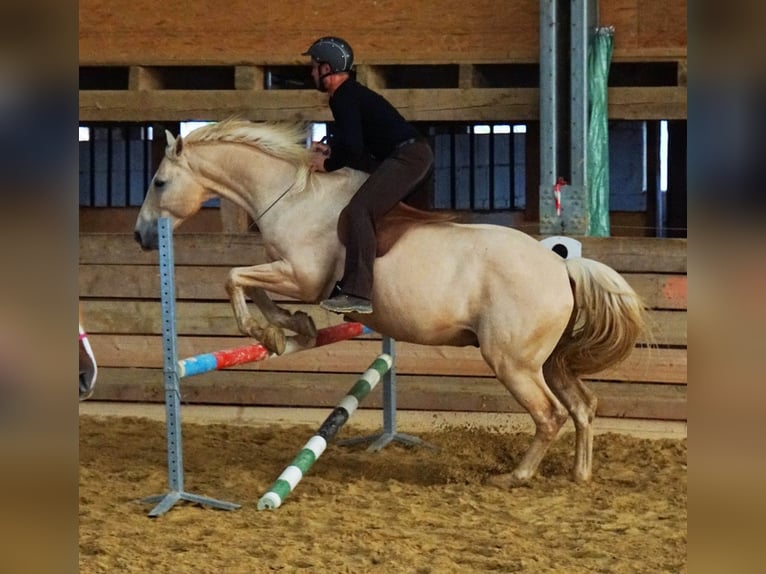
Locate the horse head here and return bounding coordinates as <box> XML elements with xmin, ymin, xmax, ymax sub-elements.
<box><xmin>134</xmin><ymin>131</ymin><xmax>212</xmax><ymax>250</ymax></box>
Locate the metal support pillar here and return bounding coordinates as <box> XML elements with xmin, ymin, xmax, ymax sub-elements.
<box><xmin>141</xmin><ymin>218</ymin><xmax>240</xmax><ymax>517</ymax></box>
<box><xmin>540</xmin><ymin>0</ymin><xmax>597</xmax><ymax>235</ymax></box>
<box><xmin>337</xmin><ymin>337</ymin><xmax>438</xmax><ymax>452</ymax></box>
<box><xmin>568</xmin><ymin>0</ymin><xmax>590</xmax><ymax>231</ymax></box>
<box><xmin>539</xmin><ymin>0</ymin><xmax>559</xmax><ymax>220</ymax></box>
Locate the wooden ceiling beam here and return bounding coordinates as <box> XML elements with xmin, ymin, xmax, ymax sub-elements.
<box><xmin>79</xmin><ymin>86</ymin><xmax>685</xmax><ymax>122</ymax></box>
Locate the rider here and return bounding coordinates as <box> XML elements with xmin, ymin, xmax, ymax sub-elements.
<box><xmin>304</xmin><ymin>36</ymin><xmax>434</xmax><ymax>315</ymax></box>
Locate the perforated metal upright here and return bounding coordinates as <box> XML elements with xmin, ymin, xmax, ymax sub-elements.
<box><xmin>337</xmin><ymin>337</ymin><xmax>437</xmax><ymax>452</ymax></box>
<box><xmin>540</xmin><ymin>0</ymin><xmax>597</xmax><ymax>235</ymax></box>
<box><xmin>141</xmin><ymin>217</ymin><xmax>240</xmax><ymax>517</ymax></box>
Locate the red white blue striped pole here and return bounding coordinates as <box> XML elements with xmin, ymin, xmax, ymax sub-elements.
<box><xmin>257</xmin><ymin>353</ymin><xmax>393</xmax><ymax>510</ymax></box>
<box><xmin>178</xmin><ymin>322</ymin><xmax>373</xmax><ymax>378</ymax></box>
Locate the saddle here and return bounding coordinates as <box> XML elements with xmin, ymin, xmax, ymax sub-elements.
<box><xmin>337</xmin><ymin>202</ymin><xmax>456</xmax><ymax>257</ymax></box>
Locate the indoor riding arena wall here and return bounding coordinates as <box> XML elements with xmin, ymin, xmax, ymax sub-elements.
<box><xmin>79</xmin><ymin>233</ymin><xmax>687</xmax><ymax>427</ymax></box>
<box><xmin>78</xmin><ymin>0</ymin><xmax>687</xmax><ymax>430</ymax></box>
<box><xmin>79</xmin><ymin>3</ymin><xmax>687</xmax><ymax>571</ymax></box>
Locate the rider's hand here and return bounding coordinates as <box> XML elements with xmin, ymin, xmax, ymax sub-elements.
<box><xmin>310</xmin><ymin>141</ymin><xmax>330</xmax><ymax>156</ymax></box>
<box><xmin>309</xmin><ymin>152</ymin><xmax>327</xmax><ymax>172</ymax></box>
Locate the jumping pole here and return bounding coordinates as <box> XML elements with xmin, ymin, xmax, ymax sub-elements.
<box><xmin>178</xmin><ymin>322</ymin><xmax>373</xmax><ymax>378</ymax></box>
<box><xmin>337</xmin><ymin>336</ymin><xmax>438</xmax><ymax>452</ymax></box>
<box><xmin>258</xmin><ymin>353</ymin><xmax>393</xmax><ymax>510</ymax></box>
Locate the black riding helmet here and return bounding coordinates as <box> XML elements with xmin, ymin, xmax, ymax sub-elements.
<box><xmin>303</xmin><ymin>37</ymin><xmax>354</xmax><ymax>74</ymax></box>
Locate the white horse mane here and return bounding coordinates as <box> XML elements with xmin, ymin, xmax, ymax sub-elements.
<box><xmin>183</xmin><ymin>119</ymin><xmax>312</xmax><ymax>166</ymax></box>
<box><xmin>182</xmin><ymin>118</ymin><xmax>313</xmax><ymax>192</ymax></box>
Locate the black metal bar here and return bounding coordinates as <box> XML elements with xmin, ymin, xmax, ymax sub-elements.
<box><xmin>508</xmin><ymin>129</ymin><xmax>518</xmax><ymax>209</ymax></box>
<box><xmin>124</xmin><ymin>126</ymin><xmax>131</xmax><ymax>204</ymax></box>
<box><xmin>88</xmin><ymin>127</ymin><xmax>95</xmax><ymax>206</ymax></box>
<box><xmin>449</xmin><ymin>127</ymin><xmax>456</xmax><ymax>209</ymax></box>
<box><xmin>106</xmin><ymin>127</ymin><xmax>114</xmax><ymax>206</ymax></box>
<box><xmin>469</xmin><ymin>127</ymin><xmax>475</xmax><ymax>210</ymax></box>
<box><xmin>489</xmin><ymin>126</ymin><xmax>496</xmax><ymax>211</ymax></box>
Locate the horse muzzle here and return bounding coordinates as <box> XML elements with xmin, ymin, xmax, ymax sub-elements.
<box><xmin>134</xmin><ymin>227</ymin><xmax>159</xmax><ymax>251</ymax></box>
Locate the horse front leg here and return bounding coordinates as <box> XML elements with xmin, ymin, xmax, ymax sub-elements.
<box><xmin>225</xmin><ymin>261</ymin><xmax>317</xmax><ymax>355</ymax></box>
<box><xmin>244</xmin><ymin>286</ymin><xmax>317</xmax><ymax>346</ymax></box>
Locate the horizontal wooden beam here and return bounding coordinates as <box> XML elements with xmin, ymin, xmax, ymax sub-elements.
<box><xmin>79</xmin><ymin>0</ymin><xmax>686</xmax><ymax>67</ymax></box>
<box><xmin>79</xmin><ymin>265</ymin><xmax>686</xmax><ymax>310</ymax></box>
<box><xmin>80</xmin><ymin>299</ymin><xmax>685</xmax><ymax>346</ymax></box>
<box><xmin>78</xmin><ymin>86</ymin><xmax>686</xmax><ymax>122</ymax></box>
<box><xmin>77</xmin><ymin>88</ymin><xmax>534</xmax><ymax>122</ymax></box>
<box><xmin>89</xmin><ymin>367</ymin><xmax>687</xmax><ymax>421</ymax></box>
<box><xmin>87</xmin><ymin>334</ymin><xmax>686</xmax><ymax>384</ymax></box>
<box><xmin>79</xmin><ymin>233</ymin><xmax>688</xmax><ymax>273</ymax></box>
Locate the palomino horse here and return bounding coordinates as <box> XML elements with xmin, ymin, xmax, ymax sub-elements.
<box><xmin>134</xmin><ymin>120</ymin><xmax>647</xmax><ymax>486</ymax></box>
<box><xmin>79</xmin><ymin>306</ymin><xmax>97</xmax><ymax>401</ymax></box>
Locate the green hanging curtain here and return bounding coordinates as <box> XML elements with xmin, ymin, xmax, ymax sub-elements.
<box><xmin>587</xmin><ymin>26</ymin><xmax>614</xmax><ymax>237</ymax></box>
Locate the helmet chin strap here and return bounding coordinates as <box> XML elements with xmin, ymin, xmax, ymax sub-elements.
<box><xmin>314</xmin><ymin>61</ymin><xmax>339</xmax><ymax>92</ymax></box>
<box><xmin>315</xmin><ymin>71</ymin><xmax>336</xmax><ymax>92</ymax></box>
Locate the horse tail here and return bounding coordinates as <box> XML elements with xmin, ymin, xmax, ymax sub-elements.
<box><xmin>551</xmin><ymin>258</ymin><xmax>648</xmax><ymax>377</ymax></box>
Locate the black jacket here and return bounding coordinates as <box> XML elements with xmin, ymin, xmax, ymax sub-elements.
<box><xmin>324</xmin><ymin>79</ymin><xmax>419</xmax><ymax>173</ymax></box>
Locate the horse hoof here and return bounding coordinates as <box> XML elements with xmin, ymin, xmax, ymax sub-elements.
<box><xmin>571</xmin><ymin>471</ymin><xmax>591</xmax><ymax>484</ymax></box>
<box><xmin>263</xmin><ymin>326</ymin><xmax>286</xmax><ymax>355</ymax></box>
<box><xmin>487</xmin><ymin>472</ymin><xmax>532</xmax><ymax>489</ymax></box>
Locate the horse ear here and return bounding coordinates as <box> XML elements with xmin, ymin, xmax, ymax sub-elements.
<box><xmin>165</xmin><ymin>130</ymin><xmax>184</xmax><ymax>158</ymax></box>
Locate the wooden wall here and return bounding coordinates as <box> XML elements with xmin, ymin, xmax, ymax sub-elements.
<box><xmin>79</xmin><ymin>0</ymin><xmax>687</xmax><ymax>122</ymax></box>
<box><xmin>79</xmin><ymin>0</ymin><xmax>686</xmax><ymax>65</ymax></box>
<box><xmin>79</xmin><ymin>1</ymin><xmax>687</xmax><ymax>421</ymax></box>
<box><xmin>80</xmin><ymin>233</ymin><xmax>687</xmax><ymax>422</ymax></box>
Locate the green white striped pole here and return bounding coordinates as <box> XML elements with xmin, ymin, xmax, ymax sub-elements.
<box><xmin>257</xmin><ymin>353</ymin><xmax>393</xmax><ymax>510</ymax></box>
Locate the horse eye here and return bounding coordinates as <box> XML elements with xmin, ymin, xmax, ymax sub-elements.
<box><xmin>154</xmin><ymin>178</ymin><xmax>166</xmax><ymax>189</ymax></box>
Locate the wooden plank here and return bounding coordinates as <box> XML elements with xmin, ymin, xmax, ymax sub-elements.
<box><xmin>355</xmin><ymin>65</ymin><xmax>387</xmax><ymax>90</ymax></box>
<box><xmin>87</xmin><ymin>334</ymin><xmax>687</xmax><ymax>383</ymax></box>
<box><xmin>79</xmin><ymin>0</ymin><xmax>543</xmax><ymax>66</ymax></box>
<box><xmin>128</xmin><ymin>66</ymin><xmax>164</xmax><ymax>90</ymax></box>
<box><xmin>645</xmin><ymin>310</ymin><xmax>686</xmax><ymax>346</ymax></box>
<box><xmin>80</xmin><ymin>300</ymin><xmax>341</xmax><ymax>336</ymax></box>
<box><xmin>79</xmin><ymin>207</ymin><xmax>223</xmax><ymax>234</ymax></box>
<box><xmin>80</xmin><ymin>233</ymin><xmax>686</xmax><ymax>273</ymax></box>
<box><xmin>78</xmin><ymin>88</ymin><xmax>539</xmax><ymax>122</ymax></box>
<box><xmin>79</xmin><ymin>267</ymin><xmax>687</xmax><ymax>310</ymax></box>
<box><xmin>80</xmin><ymin>264</ymin><xmax>231</xmax><ymax>299</ymax></box>
<box><xmin>459</xmin><ymin>65</ymin><xmax>475</xmax><ymax>89</ymax></box>
<box><xmin>80</xmin><ymin>0</ymin><xmax>685</xmax><ymax>67</ymax></box>
<box><xmin>89</xmin><ymin>367</ymin><xmax>686</xmax><ymax>421</ymax></box>
<box><xmin>79</xmin><ymin>233</ymin><xmax>268</xmax><ymax>265</ymax></box>
<box><xmin>579</xmin><ymin>237</ymin><xmax>687</xmax><ymax>273</ymax></box>
<box><xmin>677</xmin><ymin>59</ymin><xmax>687</xmax><ymax>87</ymax></box>
<box><xmin>80</xmin><ymin>299</ymin><xmax>685</xmax><ymax>346</ymax></box>
<box><xmin>607</xmin><ymin>87</ymin><xmax>687</xmax><ymax>120</ymax></box>
<box><xmin>624</xmin><ymin>274</ymin><xmax>687</xmax><ymax>310</ymax></box>
<box><xmin>234</xmin><ymin>66</ymin><xmax>264</xmax><ymax>90</ymax></box>
<box><xmin>78</xmin><ymin>86</ymin><xmax>686</xmax><ymax>122</ymax></box>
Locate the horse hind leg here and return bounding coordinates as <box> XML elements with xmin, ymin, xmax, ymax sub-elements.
<box><xmin>543</xmin><ymin>358</ymin><xmax>598</xmax><ymax>482</ymax></box>
<box><xmin>486</xmin><ymin>355</ymin><xmax>569</xmax><ymax>487</ymax></box>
